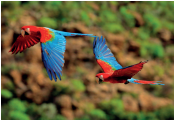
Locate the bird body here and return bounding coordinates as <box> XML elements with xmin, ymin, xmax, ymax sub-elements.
<box><xmin>93</xmin><ymin>36</ymin><xmax>164</xmax><ymax>85</ymax></box>
<box><xmin>9</xmin><ymin>25</ymin><xmax>96</xmax><ymax>81</ymax></box>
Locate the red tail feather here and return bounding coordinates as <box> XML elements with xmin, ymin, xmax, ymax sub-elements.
<box><xmin>134</xmin><ymin>80</ymin><xmax>160</xmax><ymax>84</ymax></box>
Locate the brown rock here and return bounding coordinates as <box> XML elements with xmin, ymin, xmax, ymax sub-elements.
<box><xmin>25</xmin><ymin>44</ymin><xmax>42</xmax><ymax>63</ymax></box>
<box><xmin>97</xmin><ymin>84</ymin><xmax>109</xmax><ymax>93</ymax></box>
<box><xmin>159</xmin><ymin>29</ymin><xmax>172</xmax><ymax>41</ymax></box>
<box><xmin>127</xmin><ymin>40</ymin><xmax>140</xmax><ymax>55</ymax></box>
<box><xmin>1</xmin><ymin>48</ymin><xmax>15</xmax><ymax>65</ymax></box>
<box><xmin>1</xmin><ymin>29</ymin><xmax>14</xmax><ymax>49</ymax></box>
<box><xmin>138</xmin><ymin>92</ymin><xmax>173</xmax><ymax>111</ymax></box>
<box><xmin>116</xmin><ymin>83</ymin><xmax>145</xmax><ymax>94</ymax></box>
<box><xmin>55</xmin><ymin>95</ymin><xmax>72</xmax><ymax>109</ymax></box>
<box><xmin>10</xmin><ymin>70</ymin><xmax>27</xmax><ymax>90</ymax></box>
<box><xmin>110</xmin><ymin>44</ymin><xmax>120</xmax><ymax>54</ymax></box>
<box><xmin>61</xmin><ymin>108</ymin><xmax>74</xmax><ymax>120</ymax></box>
<box><xmin>19</xmin><ymin>11</ymin><xmax>36</xmax><ymax>27</ymax></box>
<box><xmin>132</xmin><ymin>12</ymin><xmax>144</xmax><ymax>26</ymax></box>
<box><xmin>122</xmin><ymin>94</ymin><xmax>139</xmax><ymax>112</ymax></box>
<box><xmin>1</xmin><ymin>76</ymin><xmax>10</xmax><ymax>89</ymax></box>
<box><xmin>86</xmin><ymin>84</ymin><xmax>99</xmax><ymax>95</ymax></box>
<box><xmin>106</xmin><ymin>33</ymin><xmax>125</xmax><ymax>50</ymax></box>
<box><xmin>25</xmin><ymin>91</ymin><xmax>33</xmax><ymax>99</ymax></box>
<box><xmin>74</xmin><ymin>109</ymin><xmax>84</xmax><ymax>117</ymax></box>
<box><xmin>89</xmin><ymin>2</ymin><xmax>100</xmax><ymax>11</ymax></box>
<box><xmin>62</xmin><ymin>22</ymin><xmax>90</xmax><ymax>34</ymax></box>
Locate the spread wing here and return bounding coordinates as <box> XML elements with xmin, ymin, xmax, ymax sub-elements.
<box><xmin>93</xmin><ymin>36</ymin><xmax>122</xmax><ymax>73</ymax></box>
<box><xmin>9</xmin><ymin>31</ymin><xmax>41</xmax><ymax>54</ymax></box>
<box><xmin>112</xmin><ymin>61</ymin><xmax>148</xmax><ymax>79</ymax></box>
<box><xmin>41</xmin><ymin>30</ymin><xmax>66</xmax><ymax>81</ymax></box>
<box><xmin>41</xmin><ymin>27</ymin><xmax>96</xmax><ymax>81</ymax></box>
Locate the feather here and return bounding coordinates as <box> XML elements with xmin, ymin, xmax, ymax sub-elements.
<box><xmin>9</xmin><ymin>33</ymin><xmax>40</xmax><ymax>54</ymax></box>
<box><xmin>112</xmin><ymin>61</ymin><xmax>147</xmax><ymax>79</ymax></box>
<box><xmin>93</xmin><ymin>36</ymin><xmax>123</xmax><ymax>73</ymax></box>
<box><xmin>128</xmin><ymin>78</ymin><xmax>165</xmax><ymax>85</ymax></box>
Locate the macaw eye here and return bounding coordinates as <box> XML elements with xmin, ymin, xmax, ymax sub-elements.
<box><xmin>25</xmin><ymin>28</ymin><xmax>30</xmax><ymax>35</ymax></box>
<box><xmin>99</xmin><ymin>75</ymin><xmax>104</xmax><ymax>80</ymax></box>
<box><xmin>26</xmin><ymin>28</ymin><xmax>30</xmax><ymax>31</ymax></box>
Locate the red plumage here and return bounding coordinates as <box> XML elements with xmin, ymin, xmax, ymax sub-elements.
<box><xmin>112</xmin><ymin>61</ymin><xmax>147</xmax><ymax>79</ymax></box>
<box><xmin>9</xmin><ymin>26</ymin><xmax>41</xmax><ymax>54</ymax></box>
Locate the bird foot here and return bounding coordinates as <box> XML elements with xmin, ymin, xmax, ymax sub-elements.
<box><xmin>124</xmin><ymin>81</ymin><xmax>130</xmax><ymax>84</ymax></box>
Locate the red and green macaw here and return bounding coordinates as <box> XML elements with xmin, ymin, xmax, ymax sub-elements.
<box><xmin>9</xmin><ymin>25</ymin><xmax>96</xmax><ymax>81</ymax></box>
<box><xmin>93</xmin><ymin>36</ymin><xmax>164</xmax><ymax>85</ymax></box>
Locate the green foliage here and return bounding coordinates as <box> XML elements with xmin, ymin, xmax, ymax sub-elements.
<box><xmin>145</xmin><ymin>112</ymin><xmax>158</xmax><ymax>120</ymax></box>
<box><xmin>124</xmin><ymin>112</ymin><xmax>138</xmax><ymax>120</ymax></box>
<box><xmin>9</xmin><ymin>111</ymin><xmax>30</xmax><ymax>120</ymax></box>
<box><xmin>82</xmin><ymin>102</ymin><xmax>95</xmax><ymax>113</ymax></box>
<box><xmin>154</xmin><ymin>65</ymin><xmax>164</xmax><ymax>77</ymax></box>
<box><xmin>155</xmin><ymin>105</ymin><xmax>174</xmax><ymax>120</ymax></box>
<box><xmin>1</xmin><ymin>89</ymin><xmax>13</xmax><ymax>99</ymax></box>
<box><xmin>71</xmin><ymin>79</ymin><xmax>85</xmax><ymax>92</ymax></box>
<box><xmin>37</xmin><ymin>17</ymin><xmax>57</xmax><ymax>29</ymax></box>
<box><xmin>53</xmin><ymin>82</ymin><xmax>71</xmax><ymax>95</ymax></box>
<box><xmin>89</xmin><ymin>109</ymin><xmax>107</xmax><ymax>120</ymax></box>
<box><xmin>1</xmin><ymin>104</ymin><xmax>11</xmax><ymax>120</ymax></box>
<box><xmin>3</xmin><ymin>80</ymin><xmax>15</xmax><ymax>91</ymax></box>
<box><xmin>138</xmin><ymin>28</ymin><xmax>150</xmax><ymax>40</ymax></box>
<box><xmin>139</xmin><ymin>41</ymin><xmax>165</xmax><ymax>59</ymax></box>
<box><xmin>98</xmin><ymin>98</ymin><xmax>125</xmax><ymax>119</ymax></box>
<box><xmin>136</xmin><ymin>112</ymin><xmax>146</xmax><ymax>120</ymax></box>
<box><xmin>55</xmin><ymin>114</ymin><xmax>67</xmax><ymax>120</ymax></box>
<box><xmin>1</xmin><ymin>64</ymin><xmax>22</xmax><ymax>75</ymax></box>
<box><xmin>77</xmin><ymin>115</ymin><xmax>90</xmax><ymax>120</ymax></box>
<box><xmin>38</xmin><ymin>103</ymin><xmax>57</xmax><ymax>119</ymax></box>
<box><xmin>8</xmin><ymin>98</ymin><xmax>26</xmax><ymax>112</ymax></box>
<box><xmin>103</xmin><ymin>23</ymin><xmax>124</xmax><ymax>33</ymax></box>
<box><xmin>143</xmin><ymin>14</ymin><xmax>161</xmax><ymax>35</ymax></box>
<box><xmin>119</xmin><ymin>6</ymin><xmax>135</xmax><ymax>28</ymax></box>
<box><xmin>2</xmin><ymin>1</ymin><xmax>20</xmax><ymax>9</ymax></box>
<box><xmin>80</xmin><ymin>10</ymin><xmax>90</xmax><ymax>26</ymax></box>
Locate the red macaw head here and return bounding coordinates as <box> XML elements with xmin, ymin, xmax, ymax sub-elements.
<box><xmin>95</xmin><ymin>74</ymin><xmax>104</xmax><ymax>84</ymax></box>
<box><xmin>21</xmin><ymin>26</ymin><xmax>38</xmax><ymax>37</ymax></box>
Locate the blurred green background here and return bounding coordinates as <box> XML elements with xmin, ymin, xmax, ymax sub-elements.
<box><xmin>1</xmin><ymin>1</ymin><xmax>174</xmax><ymax>120</ymax></box>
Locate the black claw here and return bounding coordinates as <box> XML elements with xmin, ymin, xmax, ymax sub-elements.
<box><xmin>124</xmin><ymin>81</ymin><xmax>130</xmax><ymax>84</ymax></box>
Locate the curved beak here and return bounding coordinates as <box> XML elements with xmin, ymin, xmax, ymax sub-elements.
<box><xmin>21</xmin><ymin>30</ymin><xmax>25</xmax><ymax>37</ymax></box>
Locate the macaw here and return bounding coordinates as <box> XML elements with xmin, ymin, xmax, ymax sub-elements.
<box><xmin>9</xmin><ymin>25</ymin><xmax>96</xmax><ymax>81</ymax></box>
<box><xmin>93</xmin><ymin>36</ymin><xmax>164</xmax><ymax>85</ymax></box>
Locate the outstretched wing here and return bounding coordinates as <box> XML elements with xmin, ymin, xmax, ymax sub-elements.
<box><xmin>93</xmin><ymin>36</ymin><xmax>122</xmax><ymax>73</ymax></box>
<box><xmin>9</xmin><ymin>31</ymin><xmax>41</xmax><ymax>54</ymax></box>
<box><xmin>112</xmin><ymin>61</ymin><xmax>148</xmax><ymax>79</ymax></box>
<box><xmin>40</xmin><ymin>27</ymin><xmax>96</xmax><ymax>81</ymax></box>
<box><xmin>41</xmin><ymin>30</ymin><xmax>66</xmax><ymax>81</ymax></box>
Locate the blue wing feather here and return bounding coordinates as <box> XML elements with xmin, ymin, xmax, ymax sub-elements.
<box><xmin>41</xmin><ymin>27</ymin><xmax>96</xmax><ymax>81</ymax></box>
<box><xmin>93</xmin><ymin>36</ymin><xmax>123</xmax><ymax>71</ymax></box>
<box><xmin>41</xmin><ymin>31</ymin><xmax>66</xmax><ymax>81</ymax></box>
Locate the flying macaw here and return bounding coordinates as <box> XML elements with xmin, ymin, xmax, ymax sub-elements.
<box><xmin>9</xmin><ymin>25</ymin><xmax>96</xmax><ymax>81</ymax></box>
<box><xmin>93</xmin><ymin>36</ymin><xmax>164</xmax><ymax>85</ymax></box>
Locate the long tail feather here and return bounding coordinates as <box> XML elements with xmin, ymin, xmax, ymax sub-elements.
<box><xmin>128</xmin><ymin>78</ymin><xmax>164</xmax><ymax>85</ymax></box>
<box><xmin>50</xmin><ymin>29</ymin><xmax>96</xmax><ymax>37</ymax></box>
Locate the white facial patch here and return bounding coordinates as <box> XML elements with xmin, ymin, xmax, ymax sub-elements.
<box><xmin>99</xmin><ymin>75</ymin><xmax>104</xmax><ymax>80</ymax></box>
<box><xmin>26</xmin><ymin>28</ymin><xmax>30</xmax><ymax>35</ymax></box>
<box><xmin>26</xmin><ymin>28</ymin><xmax>30</xmax><ymax>31</ymax></box>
